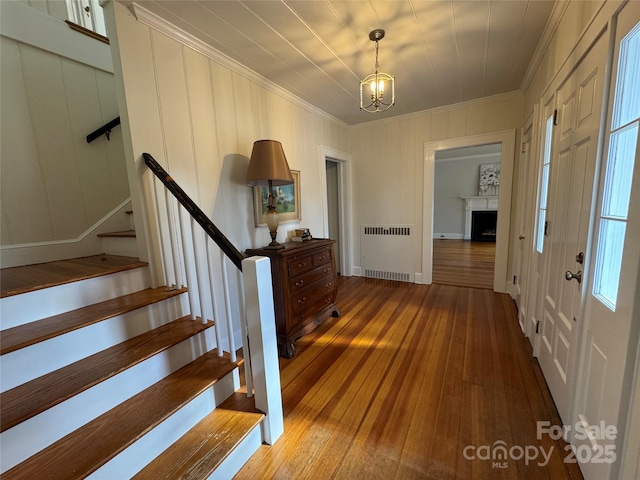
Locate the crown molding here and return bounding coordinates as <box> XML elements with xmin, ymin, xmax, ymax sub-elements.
<box><xmin>131</xmin><ymin>2</ymin><xmax>349</xmax><ymax>129</ymax></box>
<box><xmin>351</xmin><ymin>90</ymin><xmax>523</xmax><ymax>129</ymax></box>
<box><xmin>520</xmin><ymin>1</ymin><xmax>571</xmax><ymax>93</ymax></box>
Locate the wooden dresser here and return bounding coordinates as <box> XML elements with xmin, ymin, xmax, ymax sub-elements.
<box><xmin>246</xmin><ymin>238</ymin><xmax>340</xmax><ymax>358</ymax></box>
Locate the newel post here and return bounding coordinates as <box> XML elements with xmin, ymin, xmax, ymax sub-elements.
<box><xmin>241</xmin><ymin>256</ymin><xmax>284</xmax><ymax>444</ymax></box>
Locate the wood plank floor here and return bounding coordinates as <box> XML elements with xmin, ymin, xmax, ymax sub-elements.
<box><xmin>432</xmin><ymin>239</ymin><xmax>495</xmax><ymax>289</ymax></box>
<box><xmin>235</xmin><ymin>277</ymin><xmax>583</xmax><ymax>480</ymax></box>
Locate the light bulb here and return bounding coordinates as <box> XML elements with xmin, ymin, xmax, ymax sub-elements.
<box><xmin>370</xmin><ymin>79</ymin><xmax>385</xmax><ymax>97</ymax></box>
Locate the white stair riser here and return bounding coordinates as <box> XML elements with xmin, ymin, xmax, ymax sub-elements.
<box><xmin>101</xmin><ymin>236</ymin><xmax>138</xmax><ymax>258</ymax></box>
<box><xmin>88</xmin><ymin>369</ymin><xmax>240</xmax><ymax>479</ymax></box>
<box><xmin>0</xmin><ymin>267</ymin><xmax>149</xmax><ymax>329</ymax></box>
<box><xmin>0</xmin><ymin>328</ymin><xmax>219</xmax><ymax>474</ymax></box>
<box><xmin>208</xmin><ymin>424</ymin><xmax>263</xmax><ymax>480</ymax></box>
<box><xmin>0</xmin><ymin>294</ymin><xmax>189</xmax><ymax>392</ymax></box>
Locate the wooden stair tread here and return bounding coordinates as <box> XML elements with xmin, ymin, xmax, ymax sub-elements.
<box><xmin>98</xmin><ymin>230</ymin><xmax>136</xmax><ymax>238</ymax></box>
<box><xmin>0</xmin><ymin>286</ymin><xmax>187</xmax><ymax>355</ymax></box>
<box><xmin>0</xmin><ymin>315</ymin><xmax>212</xmax><ymax>433</ymax></box>
<box><xmin>2</xmin><ymin>350</ymin><xmax>241</xmax><ymax>480</ymax></box>
<box><xmin>133</xmin><ymin>393</ymin><xmax>264</xmax><ymax>479</ymax></box>
<box><xmin>0</xmin><ymin>255</ymin><xmax>146</xmax><ymax>298</ymax></box>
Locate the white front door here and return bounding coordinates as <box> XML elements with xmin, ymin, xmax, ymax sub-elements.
<box><xmin>536</xmin><ymin>32</ymin><xmax>607</xmax><ymax>424</ymax></box>
<box><xmin>571</xmin><ymin>5</ymin><xmax>640</xmax><ymax>479</ymax></box>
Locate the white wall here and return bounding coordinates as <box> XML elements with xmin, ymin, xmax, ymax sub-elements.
<box><xmin>106</xmin><ymin>1</ymin><xmax>350</xmax><ymax>283</ymax></box>
<box><xmin>433</xmin><ymin>154</ymin><xmax>501</xmax><ymax>237</ymax></box>
<box><xmin>0</xmin><ymin>1</ymin><xmax>129</xmax><ymax>266</ymax></box>
<box><xmin>350</xmin><ymin>92</ymin><xmax>523</xmax><ymax>276</ymax></box>
<box><xmin>13</xmin><ymin>0</ymin><xmax>68</xmax><ymax>22</ymax></box>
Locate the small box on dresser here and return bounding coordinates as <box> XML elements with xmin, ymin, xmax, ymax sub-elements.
<box><xmin>246</xmin><ymin>238</ymin><xmax>340</xmax><ymax>358</ymax></box>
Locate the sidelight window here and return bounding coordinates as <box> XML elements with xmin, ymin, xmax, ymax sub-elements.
<box><xmin>593</xmin><ymin>22</ymin><xmax>640</xmax><ymax>310</ymax></box>
<box><xmin>536</xmin><ymin>114</ymin><xmax>554</xmax><ymax>254</ymax></box>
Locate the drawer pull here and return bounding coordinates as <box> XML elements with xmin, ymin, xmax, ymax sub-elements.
<box><xmin>298</xmin><ymin>297</ymin><xmax>306</xmax><ymax>305</ymax></box>
<box><xmin>323</xmin><ymin>268</ymin><xmax>330</xmax><ymax>273</ymax></box>
<box><xmin>298</xmin><ymin>262</ymin><xmax>307</xmax><ymax>268</ymax></box>
<box><xmin>318</xmin><ymin>255</ymin><xmax>326</xmax><ymax>261</ymax></box>
<box><xmin>325</xmin><ymin>282</ymin><xmax>333</xmax><ymax>288</ymax></box>
<box><xmin>295</xmin><ymin>280</ymin><xmax>304</xmax><ymax>287</ymax></box>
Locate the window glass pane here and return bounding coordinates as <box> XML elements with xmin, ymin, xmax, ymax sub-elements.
<box><xmin>543</xmin><ymin>116</ymin><xmax>554</xmax><ymax>165</ymax></box>
<box><xmin>593</xmin><ymin>219</ymin><xmax>626</xmax><ymax>310</ymax></box>
<box><xmin>613</xmin><ymin>23</ymin><xmax>640</xmax><ymax>128</ymax></box>
<box><xmin>536</xmin><ymin>114</ymin><xmax>554</xmax><ymax>254</ymax></box>
<box><xmin>536</xmin><ymin>209</ymin><xmax>546</xmax><ymax>254</ymax></box>
<box><xmin>602</xmin><ymin>122</ymin><xmax>638</xmax><ymax>219</ymax></box>
<box><xmin>540</xmin><ymin>164</ymin><xmax>550</xmax><ymax>210</ymax></box>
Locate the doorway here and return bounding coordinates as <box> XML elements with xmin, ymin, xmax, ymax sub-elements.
<box><xmin>325</xmin><ymin>160</ymin><xmax>341</xmax><ymax>273</ymax></box>
<box><xmin>422</xmin><ymin>131</ymin><xmax>515</xmax><ymax>292</ymax></box>
<box><xmin>319</xmin><ymin>146</ymin><xmax>352</xmax><ymax>277</ymax></box>
<box><xmin>432</xmin><ymin>144</ymin><xmax>502</xmax><ymax>289</ymax></box>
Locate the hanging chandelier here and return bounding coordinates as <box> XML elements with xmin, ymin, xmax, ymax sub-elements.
<box><xmin>360</xmin><ymin>29</ymin><xmax>395</xmax><ymax>113</ymax></box>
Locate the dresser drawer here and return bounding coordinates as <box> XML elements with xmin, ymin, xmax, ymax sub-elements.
<box><xmin>313</xmin><ymin>249</ymin><xmax>332</xmax><ymax>267</ymax></box>
<box><xmin>289</xmin><ymin>263</ymin><xmax>335</xmax><ymax>293</ymax></box>
<box><xmin>292</xmin><ymin>277</ymin><xmax>336</xmax><ymax>316</ymax></box>
<box><xmin>288</xmin><ymin>254</ymin><xmax>314</xmax><ymax>277</ymax></box>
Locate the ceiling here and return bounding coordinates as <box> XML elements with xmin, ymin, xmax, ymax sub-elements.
<box><xmin>129</xmin><ymin>1</ymin><xmax>557</xmax><ymax>125</ymax></box>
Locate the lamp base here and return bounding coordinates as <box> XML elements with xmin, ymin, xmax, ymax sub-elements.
<box><xmin>265</xmin><ymin>213</ymin><xmax>284</xmax><ymax>249</ymax></box>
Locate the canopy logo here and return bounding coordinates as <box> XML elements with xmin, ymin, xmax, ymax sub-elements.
<box><xmin>462</xmin><ymin>421</ymin><xmax>618</xmax><ymax>469</ymax></box>
<box><xmin>462</xmin><ymin>441</ymin><xmax>553</xmax><ymax>468</ymax></box>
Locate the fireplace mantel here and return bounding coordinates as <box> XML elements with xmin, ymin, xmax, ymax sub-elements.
<box><xmin>461</xmin><ymin>196</ymin><xmax>498</xmax><ymax>240</ymax></box>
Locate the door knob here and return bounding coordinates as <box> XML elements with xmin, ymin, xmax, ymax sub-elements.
<box><xmin>519</xmin><ymin>235</ymin><xmax>525</xmax><ymax>240</ymax></box>
<box><xmin>576</xmin><ymin>252</ymin><xmax>584</xmax><ymax>264</ymax></box>
<box><xmin>565</xmin><ymin>270</ymin><xmax>582</xmax><ymax>283</ymax></box>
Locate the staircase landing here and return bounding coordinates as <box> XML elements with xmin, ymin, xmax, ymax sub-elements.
<box><xmin>0</xmin><ymin>254</ymin><xmax>146</xmax><ymax>298</ymax></box>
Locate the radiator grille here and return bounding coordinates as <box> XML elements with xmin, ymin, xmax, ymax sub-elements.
<box><xmin>363</xmin><ymin>226</ymin><xmax>411</xmax><ymax>236</ymax></box>
<box><xmin>360</xmin><ymin>224</ymin><xmax>415</xmax><ymax>283</ymax></box>
<box><xmin>364</xmin><ymin>269</ymin><xmax>411</xmax><ymax>282</ymax></box>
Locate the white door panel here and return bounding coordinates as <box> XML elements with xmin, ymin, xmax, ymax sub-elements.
<box><xmin>536</xmin><ymin>32</ymin><xmax>607</xmax><ymax>424</ymax></box>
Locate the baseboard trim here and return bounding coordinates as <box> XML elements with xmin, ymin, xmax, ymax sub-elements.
<box><xmin>433</xmin><ymin>233</ymin><xmax>465</xmax><ymax>240</ymax></box>
<box><xmin>1</xmin><ymin>199</ymin><xmax>132</xmax><ymax>267</ymax></box>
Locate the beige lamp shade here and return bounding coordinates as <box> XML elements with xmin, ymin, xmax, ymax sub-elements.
<box><xmin>246</xmin><ymin>140</ymin><xmax>294</xmax><ymax>186</ymax></box>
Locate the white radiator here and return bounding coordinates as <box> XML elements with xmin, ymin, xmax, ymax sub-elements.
<box><xmin>360</xmin><ymin>225</ymin><xmax>416</xmax><ymax>283</ymax></box>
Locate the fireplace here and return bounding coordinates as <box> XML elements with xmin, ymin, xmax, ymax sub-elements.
<box><xmin>461</xmin><ymin>196</ymin><xmax>498</xmax><ymax>240</ymax></box>
<box><xmin>471</xmin><ymin>210</ymin><xmax>497</xmax><ymax>242</ymax></box>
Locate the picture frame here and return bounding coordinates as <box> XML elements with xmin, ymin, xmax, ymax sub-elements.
<box><xmin>479</xmin><ymin>163</ymin><xmax>500</xmax><ymax>196</ymax></box>
<box><xmin>253</xmin><ymin>170</ymin><xmax>301</xmax><ymax>227</ymax></box>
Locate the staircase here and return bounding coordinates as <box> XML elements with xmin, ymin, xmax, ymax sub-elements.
<box><xmin>0</xmin><ymin>255</ymin><xmax>266</xmax><ymax>479</ymax></box>
<box><xmin>98</xmin><ymin>209</ymin><xmax>138</xmax><ymax>258</ymax></box>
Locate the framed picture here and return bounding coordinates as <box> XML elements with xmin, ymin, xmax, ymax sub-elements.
<box><xmin>253</xmin><ymin>170</ymin><xmax>301</xmax><ymax>227</ymax></box>
<box><xmin>479</xmin><ymin>163</ymin><xmax>500</xmax><ymax>196</ymax></box>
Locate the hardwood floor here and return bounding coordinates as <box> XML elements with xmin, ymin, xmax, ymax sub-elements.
<box><xmin>432</xmin><ymin>239</ymin><xmax>495</xmax><ymax>289</ymax></box>
<box><xmin>235</xmin><ymin>277</ymin><xmax>583</xmax><ymax>480</ymax></box>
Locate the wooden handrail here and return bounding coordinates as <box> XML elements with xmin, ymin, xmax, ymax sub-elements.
<box><xmin>86</xmin><ymin>117</ymin><xmax>120</xmax><ymax>143</ymax></box>
<box><xmin>143</xmin><ymin>152</ymin><xmax>246</xmax><ymax>271</ymax></box>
